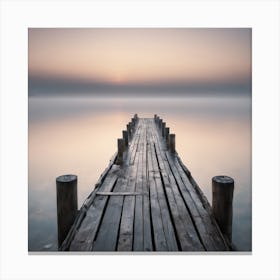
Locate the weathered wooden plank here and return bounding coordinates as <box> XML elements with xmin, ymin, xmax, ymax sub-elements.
<box><xmin>133</xmin><ymin>122</ymin><xmax>145</xmax><ymax>251</ymax></box>
<box><xmin>151</xmin><ymin>128</ymin><xmax>204</xmax><ymax>251</ymax></box>
<box><xmin>92</xmin><ymin>121</ymin><xmax>144</xmax><ymax>251</ymax></box>
<box><xmin>69</xmin><ymin>165</ymin><xmax>120</xmax><ymax>251</ymax></box>
<box><xmin>116</xmin><ymin>189</ymin><xmax>137</xmax><ymax>251</ymax></box>
<box><xmin>92</xmin><ymin>173</ymin><xmax>127</xmax><ymax>251</ymax></box>
<box><xmin>153</xmin><ymin>118</ymin><xmax>228</xmax><ymax>250</ymax></box>
<box><xmin>117</xmin><ymin>132</ymin><xmax>141</xmax><ymax>251</ymax></box>
<box><xmin>147</xmin><ymin>145</ymin><xmax>168</xmax><ymax>250</ymax></box>
<box><xmin>173</xmin><ymin>156</ymin><xmax>229</xmax><ymax>250</ymax></box>
<box><xmin>142</xmin><ymin>119</ymin><xmax>153</xmax><ymax>251</ymax></box>
<box><xmin>165</xmin><ymin>151</ymin><xmax>219</xmax><ymax>251</ymax></box>
<box><xmin>129</xmin><ymin>120</ymin><xmax>141</xmax><ymax>165</ymax></box>
<box><xmin>60</xmin><ymin>153</ymin><xmax>118</xmax><ymax>250</ymax></box>
<box><xmin>147</xmin><ymin>121</ymin><xmax>178</xmax><ymax>251</ymax></box>
<box><xmin>96</xmin><ymin>192</ymin><xmax>147</xmax><ymax>196</ymax></box>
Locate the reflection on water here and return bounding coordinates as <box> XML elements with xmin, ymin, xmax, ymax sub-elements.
<box><xmin>28</xmin><ymin>95</ymin><xmax>251</xmax><ymax>251</ymax></box>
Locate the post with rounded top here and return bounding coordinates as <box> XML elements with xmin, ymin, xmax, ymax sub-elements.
<box><xmin>162</xmin><ymin>122</ymin><xmax>166</xmax><ymax>137</ymax></box>
<box><xmin>169</xmin><ymin>134</ymin><xmax>175</xmax><ymax>153</ymax></box>
<box><xmin>116</xmin><ymin>138</ymin><xmax>125</xmax><ymax>165</ymax></box>
<box><xmin>165</xmin><ymin>127</ymin><xmax>170</xmax><ymax>146</ymax></box>
<box><xmin>212</xmin><ymin>175</ymin><xmax>234</xmax><ymax>243</ymax></box>
<box><xmin>56</xmin><ymin>174</ymin><xmax>78</xmax><ymax>248</ymax></box>
<box><xmin>154</xmin><ymin>114</ymin><xmax>157</xmax><ymax>121</ymax></box>
<box><xmin>122</xmin><ymin>130</ymin><xmax>128</xmax><ymax>147</ymax></box>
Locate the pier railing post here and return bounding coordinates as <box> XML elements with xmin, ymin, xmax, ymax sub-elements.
<box><xmin>134</xmin><ymin>114</ymin><xmax>138</xmax><ymax>123</ymax></box>
<box><xmin>165</xmin><ymin>127</ymin><xmax>170</xmax><ymax>147</ymax></box>
<box><xmin>155</xmin><ymin>116</ymin><xmax>158</xmax><ymax>125</ymax></box>
<box><xmin>129</xmin><ymin>121</ymin><xmax>134</xmax><ymax>135</ymax></box>
<box><xmin>162</xmin><ymin>122</ymin><xmax>166</xmax><ymax>137</ymax></box>
<box><xmin>127</xmin><ymin>124</ymin><xmax>131</xmax><ymax>140</ymax></box>
<box><xmin>169</xmin><ymin>134</ymin><xmax>175</xmax><ymax>153</ymax></box>
<box><xmin>212</xmin><ymin>176</ymin><xmax>234</xmax><ymax>243</ymax></box>
<box><xmin>56</xmin><ymin>174</ymin><xmax>78</xmax><ymax>248</ymax></box>
<box><xmin>122</xmin><ymin>130</ymin><xmax>128</xmax><ymax>147</ymax></box>
<box><xmin>159</xmin><ymin>119</ymin><xmax>162</xmax><ymax>131</ymax></box>
<box><xmin>116</xmin><ymin>138</ymin><xmax>125</xmax><ymax>165</ymax></box>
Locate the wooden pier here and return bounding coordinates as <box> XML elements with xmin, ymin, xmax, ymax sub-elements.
<box><xmin>57</xmin><ymin>115</ymin><xmax>233</xmax><ymax>252</ymax></box>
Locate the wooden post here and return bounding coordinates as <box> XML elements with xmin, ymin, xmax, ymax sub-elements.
<box><xmin>212</xmin><ymin>176</ymin><xmax>234</xmax><ymax>243</ymax></box>
<box><xmin>169</xmin><ymin>134</ymin><xmax>175</xmax><ymax>153</ymax></box>
<box><xmin>154</xmin><ymin>114</ymin><xmax>158</xmax><ymax>124</ymax></box>
<box><xmin>127</xmin><ymin>124</ymin><xmax>131</xmax><ymax>140</ymax></box>
<box><xmin>56</xmin><ymin>174</ymin><xmax>78</xmax><ymax>248</ymax></box>
<box><xmin>122</xmin><ymin>130</ymin><xmax>128</xmax><ymax>147</ymax></box>
<box><xmin>159</xmin><ymin>119</ymin><xmax>162</xmax><ymax>130</ymax></box>
<box><xmin>162</xmin><ymin>122</ymin><xmax>166</xmax><ymax>137</ymax></box>
<box><xmin>116</xmin><ymin>138</ymin><xmax>125</xmax><ymax>165</ymax></box>
<box><xmin>165</xmin><ymin>127</ymin><xmax>170</xmax><ymax>146</ymax></box>
<box><xmin>131</xmin><ymin>118</ymin><xmax>136</xmax><ymax>133</ymax></box>
<box><xmin>129</xmin><ymin>121</ymin><xmax>134</xmax><ymax>135</ymax></box>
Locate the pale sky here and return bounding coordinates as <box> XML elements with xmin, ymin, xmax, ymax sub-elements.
<box><xmin>28</xmin><ymin>28</ymin><xmax>251</xmax><ymax>94</ymax></box>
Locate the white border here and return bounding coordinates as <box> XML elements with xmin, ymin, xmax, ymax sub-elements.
<box><xmin>0</xmin><ymin>0</ymin><xmax>279</xmax><ymax>279</ymax></box>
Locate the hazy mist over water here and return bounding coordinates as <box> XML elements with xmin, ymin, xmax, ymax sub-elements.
<box><xmin>28</xmin><ymin>93</ymin><xmax>251</xmax><ymax>252</ymax></box>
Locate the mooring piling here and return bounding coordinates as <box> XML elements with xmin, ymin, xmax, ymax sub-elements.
<box><xmin>56</xmin><ymin>174</ymin><xmax>78</xmax><ymax>248</ymax></box>
<box><xmin>212</xmin><ymin>176</ymin><xmax>234</xmax><ymax>243</ymax></box>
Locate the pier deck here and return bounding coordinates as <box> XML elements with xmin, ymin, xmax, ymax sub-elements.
<box><xmin>60</xmin><ymin>117</ymin><xmax>230</xmax><ymax>251</ymax></box>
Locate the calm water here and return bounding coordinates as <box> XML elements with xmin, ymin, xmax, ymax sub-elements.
<box><xmin>28</xmin><ymin>95</ymin><xmax>251</xmax><ymax>251</ymax></box>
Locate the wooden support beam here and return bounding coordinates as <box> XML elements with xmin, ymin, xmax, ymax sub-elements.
<box><xmin>56</xmin><ymin>174</ymin><xmax>78</xmax><ymax>248</ymax></box>
<box><xmin>212</xmin><ymin>176</ymin><xmax>234</xmax><ymax>243</ymax></box>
